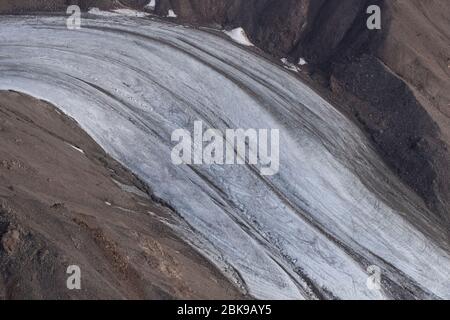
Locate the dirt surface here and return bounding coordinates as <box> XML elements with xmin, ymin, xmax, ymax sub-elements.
<box><xmin>0</xmin><ymin>90</ymin><xmax>243</xmax><ymax>299</ymax></box>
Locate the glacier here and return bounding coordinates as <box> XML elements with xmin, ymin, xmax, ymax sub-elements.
<box><xmin>0</xmin><ymin>14</ymin><xmax>449</xmax><ymax>299</ymax></box>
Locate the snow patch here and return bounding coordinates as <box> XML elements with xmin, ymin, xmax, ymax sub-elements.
<box><xmin>298</xmin><ymin>57</ymin><xmax>308</xmax><ymax>66</ymax></box>
<box><xmin>88</xmin><ymin>8</ymin><xmax>148</xmax><ymax>18</ymax></box>
<box><xmin>113</xmin><ymin>9</ymin><xmax>149</xmax><ymax>17</ymax></box>
<box><xmin>88</xmin><ymin>8</ymin><xmax>119</xmax><ymax>17</ymax></box>
<box><xmin>145</xmin><ymin>0</ymin><xmax>156</xmax><ymax>11</ymax></box>
<box><xmin>281</xmin><ymin>58</ymin><xmax>300</xmax><ymax>73</ymax></box>
<box><xmin>167</xmin><ymin>9</ymin><xmax>177</xmax><ymax>18</ymax></box>
<box><xmin>67</xmin><ymin>143</ymin><xmax>85</xmax><ymax>154</ymax></box>
<box><xmin>223</xmin><ymin>27</ymin><xmax>254</xmax><ymax>47</ymax></box>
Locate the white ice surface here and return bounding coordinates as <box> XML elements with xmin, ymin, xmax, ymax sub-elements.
<box><xmin>0</xmin><ymin>15</ymin><xmax>449</xmax><ymax>300</ymax></box>
<box><xmin>167</xmin><ymin>9</ymin><xmax>177</xmax><ymax>18</ymax></box>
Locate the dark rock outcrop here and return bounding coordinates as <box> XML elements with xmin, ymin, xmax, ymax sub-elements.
<box><xmin>331</xmin><ymin>55</ymin><xmax>446</xmax><ymax>213</ymax></box>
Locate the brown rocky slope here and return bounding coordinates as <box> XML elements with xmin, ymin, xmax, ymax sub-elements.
<box><xmin>0</xmin><ymin>90</ymin><xmax>243</xmax><ymax>299</ymax></box>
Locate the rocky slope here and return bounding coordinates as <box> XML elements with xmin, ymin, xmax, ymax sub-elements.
<box><xmin>0</xmin><ymin>90</ymin><xmax>242</xmax><ymax>299</ymax></box>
